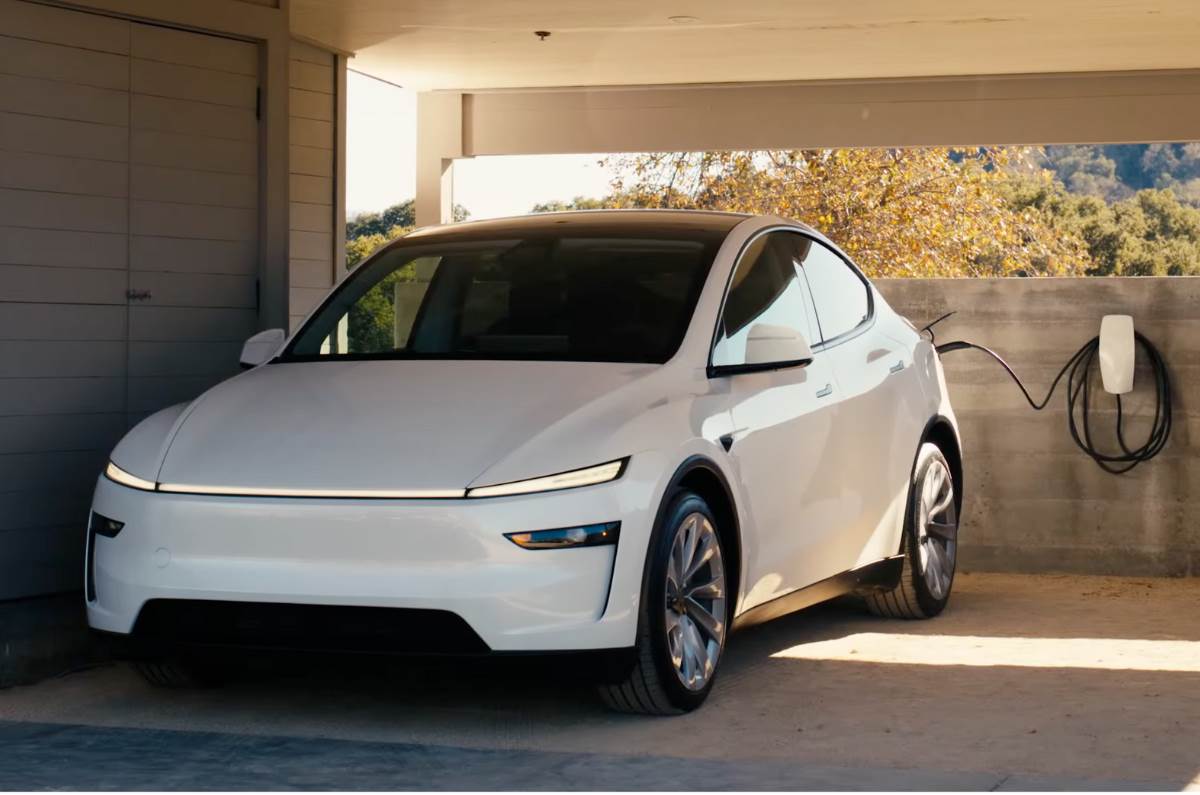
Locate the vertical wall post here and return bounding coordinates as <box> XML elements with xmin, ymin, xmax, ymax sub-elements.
<box><xmin>416</xmin><ymin>91</ymin><xmax>463</xmax><ymax>226</ymax></box>
<box><xmin>258</xmin><ymin>19</ymin><xmax>291</xmax><ymax>331</ymax></box>
<box><xmin>333</xmin><ymin>53</ymin><xmax>348</xmax><ymax>277</ymax></box>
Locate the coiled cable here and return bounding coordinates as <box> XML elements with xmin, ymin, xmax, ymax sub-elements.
<box><xmin>934</xmin><ymin>334</ymin><xmax>1172</xmax><ymax>474</ymax></box>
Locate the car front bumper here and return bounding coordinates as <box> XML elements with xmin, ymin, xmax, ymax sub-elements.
<box><xmin>85</xmin><ymin>456</ymin><xmax>666</xmax><ymax>652</ymax></box>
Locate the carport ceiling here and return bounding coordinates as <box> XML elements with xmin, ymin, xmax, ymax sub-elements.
<box><xmin>290</xmin><ymin>0</ymin><xmax>1200</xmax><ymax>91</ymax></box>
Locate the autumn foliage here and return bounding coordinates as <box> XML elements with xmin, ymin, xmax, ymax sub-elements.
<box><xmin>603</xmin><ymin>148</ymin><xmax>1090</xmax><ymax>278</ymax></box>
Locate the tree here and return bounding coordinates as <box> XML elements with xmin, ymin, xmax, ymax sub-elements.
<box><xmin>602</xmin><ymin>148</ymin><xmax>1090</xmax><ymax>277</ymax></box>
<box><xmin>530</xmin><ymin>196</ymin><xmax>609</xmax><ymax>213</ymax></box>
<box><xmin>1039</xmin><ymin>146</ymin><xmax>1127</xmax><ymax>201</ymax></box>
<box><xmin>345</xmin><ymin>200</ymin><xmax>469</xmax><ymax>242</ymax></box>
<box><xmin>344</xmin><ymin>227</ymin><xmax>411</xmax><ymax>352</ymax></box>
<box><xmin>1142</xmin><ymin>143</ymin><xmax>1200</xmax><ymax>207</ymax></box>
<box><xmin>1004</xmin><ymin>177</ymin><xmax>1200</xmax><ymax>275</ymax></box>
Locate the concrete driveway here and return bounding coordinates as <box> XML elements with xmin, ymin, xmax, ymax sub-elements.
<box><xmin>1</xmin><ymin>573</ymin><xmax>1197</xmax><ymax>790</ymax></box>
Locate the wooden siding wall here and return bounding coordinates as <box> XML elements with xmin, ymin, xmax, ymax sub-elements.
<box><xmin>287</xmin><ymin>40</ymin><xmax>337</xmax><ymax>331</ymax></box>
<box><xmin>0</xmin><ymin>0</ymin><xmax>260</xmax><ymax>598</ymax></box>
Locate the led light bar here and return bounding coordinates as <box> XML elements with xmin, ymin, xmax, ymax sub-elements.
<box><xmin>466</xmin><ymin>459</ymin><xmax>627</xmax><ymax>499</ymax></box>
<box><xmin>155</xmin><ymin>483</ymin><xmax>466</xmax><ymax>499</ymax></box>
<box><xmin>506</xmin><ymin>522</ymin><xmax>620</xmax><ymax>550</ymax></box>
<box><xmin>104</xmin><ymin>462</ymin><xmax>157</xmax><ymax>492</ymax></box>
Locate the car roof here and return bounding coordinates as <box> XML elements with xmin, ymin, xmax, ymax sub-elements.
<box><xmin>402</xmin><ymin>209</ymin><xmax>754</xmax><ymax>242</ymax></box>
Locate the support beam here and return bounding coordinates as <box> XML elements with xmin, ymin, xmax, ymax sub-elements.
<box><xmin>456</xmin><ymin>70</ymin><xmax>1200</xmax><ymax>157</ymax></box>
<box><xmin>416</xmin><ymin>91</ymin><xmax>463</xmax><ymax>226</ymax></box>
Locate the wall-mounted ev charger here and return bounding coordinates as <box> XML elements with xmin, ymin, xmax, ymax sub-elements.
<box><xmin>1098</xmin><ymin>314</ymin><xmax>1135</xmax><ymax>395</ymax></box>
<box><xmin>928</xmin><ymin>312</ymin><xmax>1172</xmax><ymax>474</ymax></box>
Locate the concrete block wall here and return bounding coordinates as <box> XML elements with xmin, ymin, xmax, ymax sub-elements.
<box><xmin>876</xmin><ymin>277</ymin><xmax>1199</xmax><ymax>577</ymax></box>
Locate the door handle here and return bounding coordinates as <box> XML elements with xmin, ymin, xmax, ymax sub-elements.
<box><xmin>816</xmin><ymin>383</ymin><xmax>834</xmax><ymax>398</ymax></box>
<box><xmin>889</xmin><ymin>360</ymin><xmax>905</xmax><ymax>374</ymax></box>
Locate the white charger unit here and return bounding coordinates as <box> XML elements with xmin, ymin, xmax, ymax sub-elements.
<box><xmin>1098</xmin><ymin>314</ymin><xmax>1135</xmax><ymax>395</ymax></box>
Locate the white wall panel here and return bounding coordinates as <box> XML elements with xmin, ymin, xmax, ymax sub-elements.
<box><xmin>131</xmin><ymin>95</ymin><xmax>256</xmax><ymax>142</ymax></box>
<box><xmin>0</xmin><ymin>227</ymin><xmax>126</xmax><ymax>271</ymax></box>
<box><xmin>0</xmin><ymin>111</ymin><xmax>128</xmax><ymax>162</ymax></box>
<box><xmin>131</xmin><ymin>129</ymin><xmax>256</xmax><ymax>175</ymax></box>
<box><xmin>0</xmin><ymin>377</ymin><xmax>124</xmax><ymax>416</ymax></box>
<box><xmin>131</xmin><ymin>24</ymin><xmax>257</xmax><ymax>76</ymax></box>
<box><xmin>0</xmin><ymin>265</ymin><xmax>125</xmax><ymax>304</ymax></box>
<box><xmin>289</xmin><ymin>174</ymin><xmax>332</xmax><ymax>205</ymax></box>
<box><xmin>0</xmin><ymin>188</ymin><xmax>127</xmax><ymax>234</ymax></box>
<box><xmin>0</xmin><ymin>0</ymin><xmax>128</xmax><ymax>54</ymax></box>
<box><xmin>131</xmin><ymin>59</ymin><xmax>256</xmax><ymax>108</ymax></box>
<box><xmin>130</xmin><ymin>236</ymin><xmax>256</xmax><ymax>276</ymax></box>
<box><xmin>0</xmin><ymin>150</ymin><xmax>128</xmax><ymax>197</ymax></box>
<box><xmin>130</xmin><ymin>165</ymin><xmax>256</xmax><ymax>209</ymax></box>
<box><xmin>131</xmin><ymin>201</ymin><xmax>256</xmax><ymax>243</ymax></box>
<box><xmin>0</xmin><ymin>34</ymin><xmax>129</xmax><ymax>90</ymax></box>
<box><xmin>0</xmin><ymin>74</ymin><xmax>128</xmax><ymax>126</ymax></box>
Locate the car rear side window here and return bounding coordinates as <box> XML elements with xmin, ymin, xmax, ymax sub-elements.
<box><xmin>794</xmin><ymin>236</ymin><xmax>871</xmax><ymax>343</ymax></box>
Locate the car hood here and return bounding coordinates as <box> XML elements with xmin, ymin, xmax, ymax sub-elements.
<box><xmin>153</xmin><ymin>359</ymin><xmax>661</xmax><ymax>494</ymax></box>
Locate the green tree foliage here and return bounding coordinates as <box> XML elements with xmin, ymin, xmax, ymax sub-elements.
<box><xmin>1039</xmin><ymin>146</ymin><xmax>1127</xmax><ymax>201</ymax></box>
<box><xmin>1003</xmin><ymin>177</ymin><xmax>1200</xmax><ymax>275</ymax></box>
<box><xmin>342</xmin><ymin>199</ymin><xmax>469</xmax><ymax>351</ymax></box>
<box><xmin>344</xmin><ymin>228</ymin><xmax>411</xmax><ymax>352</ymax></box>
<box><xmin>345</xmin><ymin>200</ymin><xmax>469</xmax><ymax>241</ymax></box>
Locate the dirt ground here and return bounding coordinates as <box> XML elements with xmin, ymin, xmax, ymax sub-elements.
<box><xmin>1</xmin><ymin>572</ymin><xmax>1198</xmax><ymax>790</ymax></box>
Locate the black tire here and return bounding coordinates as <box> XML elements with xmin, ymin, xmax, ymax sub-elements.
<box><xmin>598</xmin><ymin>490</ymin><xmax>729</xmax><ymax>715</ymax></box>
<box><xmin>866</xmin><ymin>442</ymin><xmax>959</xmax><ymax>619</ymax></box>
<box><xmin>131</xmin><ymin>657</ymin><xmax>226</xmax><ymax>688</ymax></box>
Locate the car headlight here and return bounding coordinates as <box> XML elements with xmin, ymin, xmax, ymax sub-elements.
<box><xmin>505</xmin><ymin>522</ymin><xmax>620</xmax><ymax>550</ymax></box>
<box><xmin>466</xmin><ymin>458</ymin><xmax>627</xmax><ymax>498</ymax></box>
<box><xmin>104</xmin><ymin>462</ymin><xmax>157</xmax><ymax>492</ymax></box>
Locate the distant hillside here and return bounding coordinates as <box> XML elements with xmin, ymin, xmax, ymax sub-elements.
<box><xmin>1040</xmin><ymin>144</ymin><xmax>1200</xmax><ymax>207</ymax></box>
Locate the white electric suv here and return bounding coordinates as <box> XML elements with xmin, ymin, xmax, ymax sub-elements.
<box><xmin>88</xmin><ymin>210</ymin><xmax>962</xmax><ymax>714</ymax></box>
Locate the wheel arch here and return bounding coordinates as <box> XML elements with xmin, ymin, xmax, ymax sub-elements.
<box><xmin>655</xmin><ymin>455</ymin><xmax>743</xmax><ymax>618</ymax></box>
<box><xmin>920</xmin><ymin>415</ymin><xmax>964</xmax><ymax>515</ymax></box>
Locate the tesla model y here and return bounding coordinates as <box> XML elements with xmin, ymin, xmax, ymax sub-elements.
<box><xmin>88</xmin><ymin>211</ymin><xmax>962</xmax><ymax>714</ymax></box>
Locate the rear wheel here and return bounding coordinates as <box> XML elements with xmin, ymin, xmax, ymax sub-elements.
<box><xmin>599</xmin><ymin>490</ymin><xmax>729</xmax><ymax>715</ymax></box>
<box><xmin>866</xmin><ymin>442</ymin><xmax>958</xmax><ymax>619</ymax></box>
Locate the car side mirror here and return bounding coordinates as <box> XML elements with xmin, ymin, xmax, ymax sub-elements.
<box><xmin>240</xmin><ymin>328</ymin><xmax>286</xmax><ymax>368</ymax></box>
<box><xmin>744</xmin><ymin>323</ymin><xmax>813</xmax><ymax>366</ymax></box>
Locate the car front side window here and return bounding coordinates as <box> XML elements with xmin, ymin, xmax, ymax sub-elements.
<box><xmin>711</xmin><ymin>231</ymin><xmax>816</xmax><ymax>368</ymax></box>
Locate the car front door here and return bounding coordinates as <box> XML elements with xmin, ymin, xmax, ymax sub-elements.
<box><xmin>711</xmin><ymin>230</ymin><xmax>845</xmax><ymax>611</ymax></box>
<box><xmin>795</xmin><ymin>235</ymin><xmax>922</xmax><ymax>569</ymax></box>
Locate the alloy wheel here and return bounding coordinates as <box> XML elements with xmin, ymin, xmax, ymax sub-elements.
<box><xmin>664</xmin><ymin>512</ymin><xmax>726</xmax><ymax>691</ymax></box>
<box><xmin>915</xmin><ymin>458</ymin><xmax>958</xmax><ymax>600</ymax></box>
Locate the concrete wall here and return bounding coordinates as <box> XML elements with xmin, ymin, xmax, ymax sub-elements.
<box><xmin>876</xmin><ymin>277</ymin><xmax>1198</xmax><ymax>577</ymax></box>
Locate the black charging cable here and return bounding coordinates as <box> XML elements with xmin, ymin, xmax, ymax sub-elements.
<box><xmin>930</xmin><ymin>328</ymin><xmax>1172</xmax><ymax>474</ymax></box>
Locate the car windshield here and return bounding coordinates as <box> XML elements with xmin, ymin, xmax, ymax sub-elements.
<box><xmin>282</xmin><ymin>232</ymin><xmax>722</xmax><ymax>364</ymax></box>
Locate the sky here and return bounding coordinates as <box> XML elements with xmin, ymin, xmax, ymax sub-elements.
<box><xmin>346</xmin><ymin>70</ymin><xmax>612</xmax><ymax>221</ymax></box>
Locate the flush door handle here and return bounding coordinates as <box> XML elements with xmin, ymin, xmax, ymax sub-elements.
<box><xmin>816</xmin><ymin>383</ymin><xmax>834</xmax><ymax>399</ymax></box>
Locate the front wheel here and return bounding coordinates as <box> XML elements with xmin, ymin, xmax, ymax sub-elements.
<box><xmin>599</xmin><ymin>490</ymin><xmax>729</xmax><ymax>715</ymax></box>
<box><xmin>866</xmin><ymin>442</ymin><xmax>959</xmax><ymax>619</ymax></box>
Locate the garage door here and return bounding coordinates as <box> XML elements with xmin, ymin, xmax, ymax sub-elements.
<box><xmin>0</xmin><ymin>0</ymin><xmax>260</xmax><ymax>598</ymax></box>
